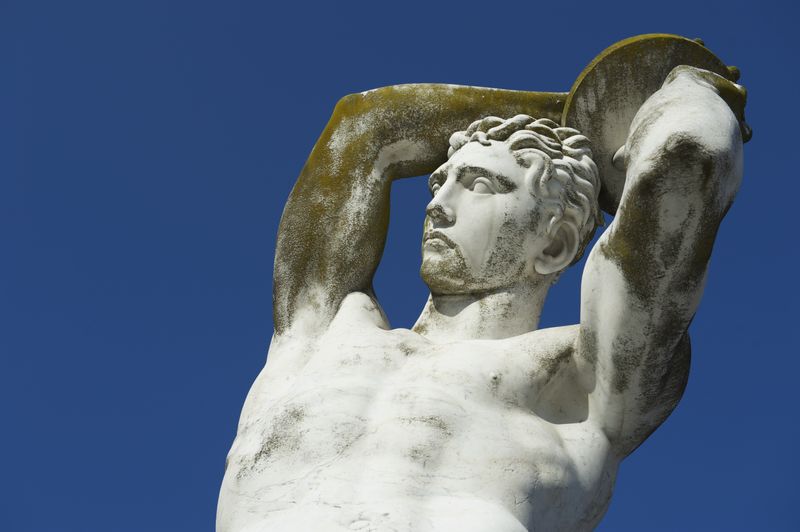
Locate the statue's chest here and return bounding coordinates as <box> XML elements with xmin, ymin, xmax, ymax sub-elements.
<box><xmin>227</xmin><ymin>332</ymin><xmax>427</xmax><ymax>476</ymax></box>
<box><xmin>236</xmin><ymin>332</ymin><xmax>551</xmax><ymax>473</ymax></box>
<box><xmin>228</xmin><ymin>329</ymin><xmax>613</xmax><ymax>526</ymax></box>
<box><xmin>231</xmin><ymin>334</ymin><xmax>527</xmax><ymax>469</ymax></box>
<box><xmin>295</xmin><ymin>331</ymin><xmax>541</xmax><ymax>417</ymax></box>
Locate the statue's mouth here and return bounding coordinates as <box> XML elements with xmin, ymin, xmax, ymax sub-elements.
<box><xmin>423</xmin><ymin>231</ymin><xmax>457</xmax><ymax>249</ymax></box>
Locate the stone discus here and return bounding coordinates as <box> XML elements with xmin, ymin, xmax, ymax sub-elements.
<box><xmin>562</xmin><ymin>33</ymin><xmax>734</xmax><ymax>214</ymax></box>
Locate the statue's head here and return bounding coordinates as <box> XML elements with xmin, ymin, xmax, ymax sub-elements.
<box><xmin>420</xmin><ymin>115</ymin><xmax>601</xmax><ymax>295</ymax></box>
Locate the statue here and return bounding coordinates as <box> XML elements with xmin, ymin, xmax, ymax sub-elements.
<box><xmin>217</xmin><ymin>35</ymin><xmax>749</xmax><ymax>531</ymax></box>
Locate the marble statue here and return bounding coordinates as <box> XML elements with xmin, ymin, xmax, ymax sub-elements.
<box><xmin>218</xmin><ymin>35</ymin><xmax>749</xmax><ymax>531</ymax></box>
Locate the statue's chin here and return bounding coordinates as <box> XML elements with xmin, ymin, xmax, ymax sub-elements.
<box><xmin>420</xmin><ymin>254</ymin><xmax>475</xmax><ymax>296</ymax></box>
<box><xmin>421</xmin><ymin>251</ymin><xmax>534</xmax><ymax>297</ymax></box>
<box><xmin>420</xmin><ymin>254</ymin><xmax>504</xmax><ymax>296</ymax></box>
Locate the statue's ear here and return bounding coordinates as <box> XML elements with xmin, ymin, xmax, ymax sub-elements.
<box><xmin>534</xmin><ymin>218</ymin><xmax>580</xmax><ymax>275</ymax></box>
<box><xmin>612</xmin><ymin>145</ymin><xmax>627</xmax><ymax>171</ymax></box>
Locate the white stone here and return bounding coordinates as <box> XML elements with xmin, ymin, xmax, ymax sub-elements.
<box><xmin>217</xmin><ymin>52</ymin><xmax>747</xmax><ymax>530</ymax></box>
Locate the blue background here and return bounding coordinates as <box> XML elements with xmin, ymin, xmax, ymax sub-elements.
<box><xmin>4</xmin><ymin>1</ymin><xmax>798</xmax><ymax>530</ymax></box>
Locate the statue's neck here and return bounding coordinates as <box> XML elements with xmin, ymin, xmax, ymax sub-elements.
<box><xmin>412</xmin><ymin>281</ymin><xmax>549</xmax><ymax>342</ymax></box>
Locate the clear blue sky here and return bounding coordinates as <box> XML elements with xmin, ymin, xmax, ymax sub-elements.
<box><xmin>3</xmin><ymin>1</ymin><xmax>797</xmax><ymax>530</ymax></box>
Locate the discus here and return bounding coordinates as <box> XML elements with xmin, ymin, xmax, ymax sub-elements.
<box><xmin>562</xmin><ymin>34</ymin><xmax>734</xmax><ymax>214</ymax></box>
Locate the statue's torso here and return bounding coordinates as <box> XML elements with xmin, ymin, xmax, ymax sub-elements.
<box><xmin>219</xmin><ymin>293</ymin><xmax>617</xmax><ymax>531</ymax></box>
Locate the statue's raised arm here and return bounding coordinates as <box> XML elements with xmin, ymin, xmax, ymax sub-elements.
<box><xmin>579</xmin><ymin>65</ymin><xmax>748</xmax><ymax>457</ymax></box>
<box><xmin>273</xmin><ymin>84</ymin><xmax>565</xmax><ymax>337</ymax></box>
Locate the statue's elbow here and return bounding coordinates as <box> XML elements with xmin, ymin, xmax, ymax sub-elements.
<box><xmin>654</xmin><ymin>123</ymin><xmax>743</xmax><ymax>205</ymax></box>
<box><xmin>334</xmin><ymin>86</ymin><xmax>396</xmax><ymax>117</ymax></box>
<box><xmin>332</xmin><ymin>91</ymin><xmax>368</xmax><ymax>119</ymax></box>
<box><xmin>329</xmin><ymin>89</ymin><xmax>393</xmax><ymax>143</ymax></box>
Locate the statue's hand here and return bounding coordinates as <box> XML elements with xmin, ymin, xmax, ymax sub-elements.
<box><xmin>663</xmin><ymin>65</ymin><xmax>752</xmax><ymax>142</ymax></box>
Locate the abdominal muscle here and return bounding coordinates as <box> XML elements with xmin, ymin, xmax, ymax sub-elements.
<box><xmin>235</xmin><ymin>495</ymin><xmax>531</xmax><ymax>532</ymax></box>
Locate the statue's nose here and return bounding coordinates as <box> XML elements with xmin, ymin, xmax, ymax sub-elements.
<box><xmin>426</xmin><ymin>201</ymin><xmax>455</xmax><ymax>225</ymax></box>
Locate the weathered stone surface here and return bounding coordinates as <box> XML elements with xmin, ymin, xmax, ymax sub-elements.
<box><xmin>218</xmin><ymin>35</ymin><xmax>748</xmax><ymax>531</ymax></box>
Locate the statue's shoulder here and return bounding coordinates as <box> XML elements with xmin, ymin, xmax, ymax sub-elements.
<box><xmin>517</xmin><ymin>324</ymin><xmax>580</xmax><ymax>353</ymax></box>
<box><xmin>514</xmin><ymin>324</ymin><xmax>582</xmax><ymax>383</ymax></box>
<box><xmin>328</xmin><ymin>291</ymin><xmax>390</xmax><ymax>332</ymax></box>
<box><xmin>273</xmin><ymin>290</ymin><xmax>390</xmax><ymax>344</ymax></box>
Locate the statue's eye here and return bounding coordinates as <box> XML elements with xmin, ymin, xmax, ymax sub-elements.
<box><xmin>431</xmin><ymin>183</ymin><xmax>441</xmax><ymax>196</ymax></box>
<box><xmin>470</xmin><ymin>178</ymin><xmax>494</xmax><ymax>194</ymax></box>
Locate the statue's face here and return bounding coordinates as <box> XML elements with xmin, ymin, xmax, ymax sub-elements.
<box><xmin>421</xmin><ymin>140</ymin><xmax>551</xmax><ymax>295</ymax></box>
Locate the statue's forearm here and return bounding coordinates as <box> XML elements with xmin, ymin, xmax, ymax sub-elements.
<box><xmin>315</xmin><ymin>84</ymin><xmax>567</xmax><ymax>181</ymax></box>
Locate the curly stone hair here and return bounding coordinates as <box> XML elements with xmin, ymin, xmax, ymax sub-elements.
<box><xmin>448</xmin><ymin>115</ymin><xmax>602</xmax><ymax>265</ymax></box>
